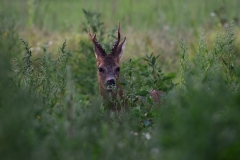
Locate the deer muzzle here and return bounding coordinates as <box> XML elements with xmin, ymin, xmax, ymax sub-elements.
<box><xmin>106</xmin><ymin>78</ymin><xmax>116</xmax><ymax>90</ymax></box>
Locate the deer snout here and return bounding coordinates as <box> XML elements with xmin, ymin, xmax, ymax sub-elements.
<box><xmin>107</xmin><ymin>79</ymin><xmax>116</xmax><ymax>85</ymax></box>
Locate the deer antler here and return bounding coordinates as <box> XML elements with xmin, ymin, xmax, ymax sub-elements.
<box><xmin>110</xmin><ymin>21</ymin><xmax>121</xmax><ymax>54</ymax></box>
<box><xmin>88</xmin><ymin>27</ymin><xmax>106</xmax><ymax>57</ymax></box>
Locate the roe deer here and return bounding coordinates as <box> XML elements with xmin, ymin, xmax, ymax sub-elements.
<box><xmin>88</xmin><ymin>22</ymin><xmax>161</xmax><ymax>111</ymax></box>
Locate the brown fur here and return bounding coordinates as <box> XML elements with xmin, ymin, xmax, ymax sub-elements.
<box><xmin>88</xmin><ymin>22</ymin><xmax>126</xmax><ymax>111</ymax></box>
<box><xmin>96</xmin><ymin>55</ymin><xmax>125</xmax><ymax>111</ymax></box>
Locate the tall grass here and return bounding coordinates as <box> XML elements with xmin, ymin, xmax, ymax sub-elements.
<box><xmin>1</xmin><ymin>0</ymin><xmax>239</xmax><ymax>31</ymax></box>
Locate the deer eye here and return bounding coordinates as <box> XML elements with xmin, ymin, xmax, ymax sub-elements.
<box><xmin>98</xmin><ymin>67</ymin><xmax>104</xmax><ymax>73</ymax></box>
<box><xmin>116</xmin><ymin>67</ymin><xmax>120</xmax><ymax>72</ymax></box>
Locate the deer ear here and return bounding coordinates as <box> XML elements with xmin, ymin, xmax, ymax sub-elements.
<box><xmin>115</xmin><ymin>37</ymin><xmax>126</xmax><ymax>60</ymax></box>
<box><xmin>94</xmin><ymin>45</ymin><xmax>107</xmax><ymax>59</ymax></box>
<box><xmin>94</xmin><ymin>45</ymin><xmax>102</xmax><ymax>59</ymax></box>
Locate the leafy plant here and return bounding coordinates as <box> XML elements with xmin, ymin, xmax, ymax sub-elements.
<box><xmin>155</xmin><ymin>22</ymin><xmax>240</xmax><ymax>159</ymax></box>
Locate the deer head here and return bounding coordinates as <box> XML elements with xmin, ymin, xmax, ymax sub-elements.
<box><xmin>88</xmin><ymin>22</ymin><xmax>126</xmax><ymax>95</ymax></box>
<box><xmin>88</xmin><ymin>22</ymin><xmax>162</xmax><ymax>111</ymax></box>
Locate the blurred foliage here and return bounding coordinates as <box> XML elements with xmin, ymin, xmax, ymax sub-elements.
<box><xmin>1</xmin><ymin>0</ymin><xmax>239</xmax><ymax>31</ymax></box>
<box><xmin>155</xmin><ymin>23</ymin><xmax>240</xmax><ymax>159</ymax></box>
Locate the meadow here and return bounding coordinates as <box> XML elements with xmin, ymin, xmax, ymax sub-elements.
<box><xmin>1</xmin><ymin>0</ymin><xmax>240</xmax><ymax>159</ymax></box>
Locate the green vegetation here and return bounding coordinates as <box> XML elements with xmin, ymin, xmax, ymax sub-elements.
<box><xmin>1</xmin><ymin>0</ymin><xmax>240</xmax><ymax>159</ymax></box>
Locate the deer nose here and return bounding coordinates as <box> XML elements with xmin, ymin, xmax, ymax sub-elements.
<box><xmin>107</xmin><ymin>79</ymin><xmax>115</xmax><ymax>85</ymax></box>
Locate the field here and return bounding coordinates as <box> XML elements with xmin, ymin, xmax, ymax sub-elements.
<box><xmin>1</xmin><ymin>0</ymin><xmax>240</xmax><ymax>159</ymax></box>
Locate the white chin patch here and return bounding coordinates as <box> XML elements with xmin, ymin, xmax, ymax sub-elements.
<box><xmin>106</xmin><ymin>85</ymin><xmax>116</xmax><ymax>90</ymax></box>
